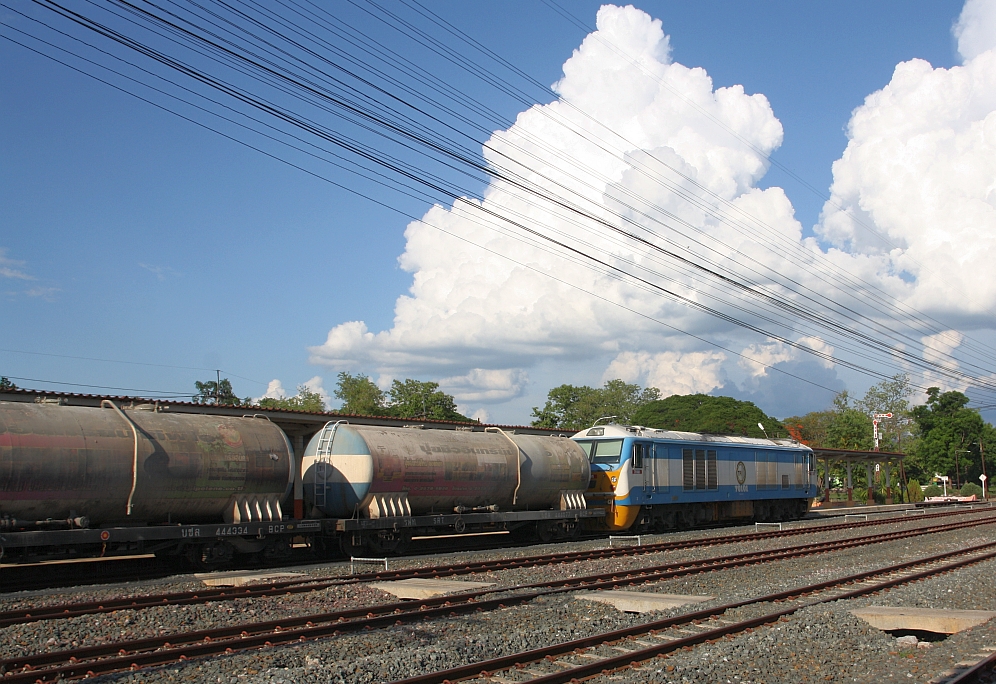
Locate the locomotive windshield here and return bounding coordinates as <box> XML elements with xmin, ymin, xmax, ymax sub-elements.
<box><xmin>574</xmin><ymin>439</ymin><xmax>624</xmax><ymax>465</ymax></box>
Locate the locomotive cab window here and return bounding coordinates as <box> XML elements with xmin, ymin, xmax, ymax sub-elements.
<box><xmin>575</xmin><ymin>440</ymin><xmax>595</xmax><ymax>461</ymax></box>
<box><xmin>631</xmin><ymin>443</ymin><xmax>646</xmax><ymax>469</ymax></box>
<box><xmin>590</xmin><ymin>439</ymin><xmax>624</xmax><ymax>465</ymax></box>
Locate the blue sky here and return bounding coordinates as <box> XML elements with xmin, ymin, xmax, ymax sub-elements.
<box><xmin>3</xmin><ymin>0</ymin><xmax>994</xmax><ymax>423</ymax></box>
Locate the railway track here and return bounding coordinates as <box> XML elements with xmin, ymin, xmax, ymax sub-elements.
<box><xmin>1</xmin><ymin>505</ymin><xmax>990</xmax><ymax>628</ymax></box>
<box><xmin>2</xmin><ymin>511</ymin><xmax>995</xmax><ymax>682</ymax></box>
<box><xmin>387</xmin><ymin>541</ymin><xmax>996</xmax><ymax>684</ymax></box>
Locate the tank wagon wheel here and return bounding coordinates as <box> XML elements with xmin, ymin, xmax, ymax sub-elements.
<box><xmin>184</xmin><ymin>541</ymin><xmax>235</xmax><ymax>572</ymax></box>
<box><xmin>368</xmin><ymin>530</ymin><xmax>412</xmax><ymax>556</ymax></box>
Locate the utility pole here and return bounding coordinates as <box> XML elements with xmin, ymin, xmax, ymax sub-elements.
<box><xmin>216</xmin><ymin>369</ymin><xmax>221</xmax><ymax>405</ymax></box>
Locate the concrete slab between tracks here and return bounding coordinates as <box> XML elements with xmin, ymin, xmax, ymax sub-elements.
<box><xmin>576</xmin><ymin>590</ymin><xmax>714</xmax><ymax>614</ymax></box>
<box><xmin>368</xmin><ymin>578</ymin><xmax>496</xmax><ymax>599</ymax></box>
<box><xmin>195</xmin><ymin>570</ymin><xmax>306</xmax><ymax>587</ymax></box>
<box><xmin>851</xmin><ymin>606</ymin><xmax>996</xmax><ymax>634</ymax></box>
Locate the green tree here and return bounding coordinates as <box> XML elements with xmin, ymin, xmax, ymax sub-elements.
<box><xmin>0</xmin><ymin>377</ymin><xmax>17</xmax><ymax>390</ymax></box>
<box><xmin>530</xmin><ymin>380</ymin><xmax>660</xmax><ymax>430</ymax></box>
<box><xmin>856</xmin><ymin>373</ymin><xmax>914</xmax><ymax>452</ymax></box>
<box><xmin>632</xmin><ymin>394</ymin><xmax>784</xmax><ymax>438</ymax></box>
<box><xmin>782</xmin><ymin>410</ymin><xmax>834</xmax><ymax>446</ymax></box>
<box><xmin>193</xmin><ymin>378</ymin><xmax>242</xmax><ymax>406</ymax></box>
<box><xmin>824</xmin><ymin>391</ymin><xmax>874</xmax><ymax>450</ymax></box>
<box><xmin>387</xmin><ymin>379</ymin><xmax>471</xmax><ymax>422</ymax></box>
<box><xmin>334</xmin><ymin>372</ymin><xmax>386</xmax><ymax>415</ymax></box>
<box><xmin>258</xmin><ymin>385</ymin><xmax>326</xmax><ymax>413</ymax></box>
<box><xmin>910</xmin><ymin>387</ymin><xmax>987</xmax><ymax>489</ymax></box>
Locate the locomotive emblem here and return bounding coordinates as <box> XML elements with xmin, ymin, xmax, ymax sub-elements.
<box><xmin>736</xmin><ymin>461</ymin><xmax>747</xmax><ymax>485</ymax></box>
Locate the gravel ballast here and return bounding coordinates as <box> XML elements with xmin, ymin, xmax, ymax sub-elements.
<box><xmin>2</xmin><ymin>510</ymin><xmax>995</xmax><ymax>683</ymax></box>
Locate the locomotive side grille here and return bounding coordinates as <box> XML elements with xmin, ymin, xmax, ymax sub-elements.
<box><xmin>707</xmin><ymin>450</ymin><xmax>718</xmax><ymax>490</ymax></box>
<box><xmin>694</xmin><ymin>449</ymin><xmax>706</xmax><ymax>490</ymax></box>
<box><xmin>682</xmin><ymin>449</ymin><xmax>693</xmax><ymax>490</ymax></box>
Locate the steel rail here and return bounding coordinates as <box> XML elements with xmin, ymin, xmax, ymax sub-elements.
<box><xmin>940</xmin><ymin>652</ymin><xmax>996</xmax><ymax>683</ymax></box>
<box><xmin>3</xmin><ymin>514</ymin><xmax>994</xmax><ymax>683</ymax></box>
<box><xmin>1</xmin><ymin>504</ymin><xmax>987</xmax><ymax>627</ymax></box>
<box><xmin>388</xmin><ymin>544</ymin><xmax>996</xmax><ymax>684</ymax></box>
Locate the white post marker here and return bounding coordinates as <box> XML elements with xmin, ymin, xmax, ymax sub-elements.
<box><xmin>981</xmin><ymin>473</ymin><xmax>988</xmax><ymax>500</ymax></box>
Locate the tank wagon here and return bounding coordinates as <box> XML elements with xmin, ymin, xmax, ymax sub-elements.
<box><xmin>0</xmin><ymin>402</ymin><xmax>598</xmax><ymax>566</ymax></box>
<box><xmin>574</xmin><ymin>424</ymin><xmax>817</xmax><ymax>531</ymax></box>
<box><xmin>300</xmin><ymin>423</ymin><xmax>591</xmax><ymax>554</ymax></box>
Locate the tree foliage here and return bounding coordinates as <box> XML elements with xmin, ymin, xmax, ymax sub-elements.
<box><xmin>258</xmin><ymin>385</ymin><xmax>326</xmax><ymax>412</ymax></box>
<box><xmin>0</xmin><ymin>377</ymin><xmax>17</xmax><ymax>391</ymax></box>
<box><xmin>855</xmin><ymin>373</ymin><xmax>914</xmax><ymax>452</ymax></box>
<box><xmin>193</xmin><ymin>378</ymin><xmax>243</xmax><ymax>406</ymax></box>
<box><xmin>387</xmin><ymin>379</ymin><xmax>471</xmax><ymax>421</ymax></box>
<box><xmin>630</xmin><ymin>394</ymin><xmax>784</xmax><ymax>438</ymax></box>
<box><xmin>823</xmin><ymin>391</ymin><xmax>874</xmax><ymax>450</ymax></box>
<box><xmin>329</xmin><ymin>373</ymin><xmax>471</xmax><ymax>421</ymax></box>
<box><xmin>909</xmin><ymin>387</ymin><xmax>987</xmax><ymax>488</ymax></box>
<box><xmin>334</xmin><ymin>372</ymin><xmax>386</xmax><ymax>415</ymax></box>
<box><xmin>530</xmin><ymin>380</ymin><xmax>660</xmax><ymax>430</ymax></box>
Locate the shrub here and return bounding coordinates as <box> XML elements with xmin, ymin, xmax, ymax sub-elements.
<box><xmin>907</xmin><ymin>480</ymin><xmax>924</xmax><ymax>503</ymax></box>
<box><xmin>960</xmin><ymin>482</ymin><xmax>983</xmax><ymax>498</ymax></box>
<box><xmin>923</xmin><ymin>484</ymin><xmax>942</xmax><ymax>498</ymax></box>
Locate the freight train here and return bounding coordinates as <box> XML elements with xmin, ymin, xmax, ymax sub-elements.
<box><xmin>0</xmin><ymin>400</ymin><xmax>816</xmax><ymax>568</ymax></box>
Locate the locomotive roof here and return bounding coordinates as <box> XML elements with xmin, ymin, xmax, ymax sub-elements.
<box><xmin>571</xmin><ymin>423</ymin><xmax>811</xmax><ymax>450</ymax></box>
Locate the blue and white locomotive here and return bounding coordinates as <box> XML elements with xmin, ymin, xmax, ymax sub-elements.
<box><xmin>573</xmin><ymin>424</ymin><xmax>816</xmax><ymax>532</ymax></box>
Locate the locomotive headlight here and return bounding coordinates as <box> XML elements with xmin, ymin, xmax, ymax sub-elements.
<box><xmin>610</xmin><ymin>476</ymin><xmax>618</xmax><ymax>485</ymax></box>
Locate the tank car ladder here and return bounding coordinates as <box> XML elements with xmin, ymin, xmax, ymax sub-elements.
<box><xmin>313</xmin><ymin>421</ymin><xmax>346</xmax><ymax>511</ymax></box>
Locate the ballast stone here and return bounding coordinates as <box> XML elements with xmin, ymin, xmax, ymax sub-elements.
<box><xmin>368</xmin><ymin>578</ymin><xmax>496</xmax><ymax>599</ymax></box>
<box><xmin>575</xmin><ymin>589</ymin><xmax>714</xmax><ymax>613</ymax></box>
<box><xmin>850</xmin><ymin>606</ymin><xmax>996</xmax><ymax>634</ymax></box>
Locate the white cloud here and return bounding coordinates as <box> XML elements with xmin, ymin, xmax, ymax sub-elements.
<box><xmin>0</xmin><ymin>248</ymin><xmax>33</xmax><ymax>280</ymax></box>
<box><xmin>738</xmin><ymin>340</ymin><xmax>795</xmax><ymax>378</ymax></box>
<box><xmin>308</xmin><ymin>1</ymin><xmax>995</xmax><ymax>419</ymax></box>
<box><xmin>603</xmin><ymin>350</ymin><xmax>726</xmax><ymax>396</ymax></box>
<box><xmin>467</xmin><ymin>407</ymin><xmax>490</xmax><ymax>424</ymax></box>
<box><xmin>259</xmin><ymin>379</ymin><xmax>287</xmax><ymax>401</ymax></box>
<box><xmin>257</xmin><ymin>377</ymin><xmax>332</xmax><ymax>407</ymax></box>
<box><xmin>817</xmin><ymin>4</ymin><xmax>996</xmax><ymax>319</ymax></box>
<box><xmin>302</xmin><ymin>375</ymin><xmax>332</xmax><ymax>407</ymax></box>
<box><xmin>739</xmin><ymin>336</ymin><xmax>837</xmax><ymax>377</ymax></box>
<box><xmin>955</xmin><ymin>0</ymin><xmax>996</xmax><ymax>62</ymax></box>
<box><xmin>920</xmin><ymin>330</ymin><xmax>968</xmax><ymax>393</ymax></box>
<box><xmin>438</xmin><ymin>368</ymin><xmax>528</xmax><ymax>403</ymax></box>
<box><xmin>310</xmin><ymin>5</ymin><xmax>790</xmax><ymax>385</ymax></box>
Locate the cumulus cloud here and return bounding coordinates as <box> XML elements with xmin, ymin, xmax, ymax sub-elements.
<box><xmin>738</xmin><ymin>336</ymin><xmax>836</xmax><ymax>377</ymax></box>
<box><xmin>309</xmin><ymin>1</ymin><xmax>995</xmax><ymax>420</ymax></box>
<box><xmin>301</xmin><ymin>375</ymin><xmax>332</xmax><ymax>407</ymax></box>
<box><xmin>817</xmin><ymin>4</ymin><xmax>996</xmax><ymax>320</ymax></box>
<box><xmin>954</xmin><ymin>0</ymin><xmax>996</xmax><ymax>62</ymax></box>
<box><xmin>256</xmin><ymin>376</ymin><xmax>331</xmax><ymax>407</ymax></box>
<box><xmin>259</xmin><ymin>379</ymin><xmax>287</xmax><ymax>401</ymax></box>
<box><xmin>438</xmin><ymin>368</ymin><xmax>528</xmax><ymax>403</ymax></box>
<box><xmin>310</xmin><ymin>5</ymin><xmax>792</xmax><ymax>387</ymax></box>
<box><xmin>603</xmin><ymin>350</ymin><xmax>726</xmax><ymax>396</ymax></box>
